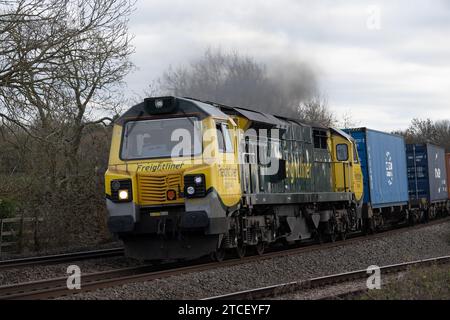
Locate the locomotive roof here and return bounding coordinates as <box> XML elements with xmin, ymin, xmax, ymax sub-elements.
<box><xmin>116</xmin><ymin>96</ymin><xmax>343</xmax><ymax>134</ymax></box>
<box><xmin>331</xmin><ymin>128</ymin><xmax>355</xmax><ymax>142</ymax></box>
<box><xmin>185</xmin><ymin>97</ymin><xmax>313</xmax><ymax>129</ymax></box>
<box><xmin>115</xmin><ymin>96</ymin><xmax>229</xmax><ymax>125</ymax></box>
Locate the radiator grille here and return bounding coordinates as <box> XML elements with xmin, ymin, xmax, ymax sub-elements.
<box><xmin>138</xmin><ymin>174</ymin><xmax>182</xmax><ymax>205</ymax></box>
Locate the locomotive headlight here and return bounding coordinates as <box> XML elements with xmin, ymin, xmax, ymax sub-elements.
<box><xmin>194</xmin><ymin>176</ymin><xmax>203</xmax><ymax>185</ymax></box>
<box><xmin>111</xmin><ymin>180</ymin><xmax>121</xmax><ymax>191</ymax></box>
<box><xmin>118</xmin><ymin>189</ymin><xmax>129</xmax><ymax>200</ymax></box>
<box><xmin>184</xmin><ymin>174</ymin><xmax>206</xmax><ymax>198</ymax></box>
<box><xmin>110</xmin><ymin>179</ymin><xmax>132</xmax><ymax>202</ymax></box>
<box><xmin>155</xmin><ymin>99</ymin><xmax>164</xmax><ymax>109</ymax></box>
<box><xmin>186</xmin><ymin>186</ymin><xmax>196</xmax><ymax>196</ymax></box>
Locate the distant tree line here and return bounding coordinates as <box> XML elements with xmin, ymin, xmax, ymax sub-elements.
<box><xmin>394</xmin><ymin>119</ymin><xmax>450</xmax><ymax>152</ymax></box>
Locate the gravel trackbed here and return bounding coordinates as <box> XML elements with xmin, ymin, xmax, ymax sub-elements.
<box><xmin>60</xmin><ymin>221</ymin><xmax>450</xmax><ymax>300</ymax></box>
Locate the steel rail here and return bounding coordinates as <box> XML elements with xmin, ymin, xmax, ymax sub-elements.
<box><xmin>203</xmin><ymin>255</ymin><xmax>450</xmax><ymax>300</ymax></box>
<box><xmin>1</xmin><ymin>216</ymin><xmax>449</xmax><ymax>300</ymax></box>
<box><xmin>0</xmin><ymin>247</ymin><xmax>124</xmax><ymax>270</ymax></box>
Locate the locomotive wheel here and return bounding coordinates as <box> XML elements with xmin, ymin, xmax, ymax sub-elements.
<box><xmin>211</xmin><ymin>248</ymin><xmax>226</xmax><ymax>262</ymax></box>
<box><xmin>314</xmin><ymin>230</ymin><xmax>323</xmax><ymax>244</ymax></box>
<box><xmin>429</xmin><ymin>208</ymin><xmax>436</xmax><ymax>220</ymax></box>
<box><xmin>409</xmin><ymin>212</ymin><xmax>417</xmax><ymax>226</ymax></box>
<box><xmin>329</xmin><ymin>230</ymin><xmax>337</xmax><ymax>243</ymax></box>
<box><xmin>236</xmin><ymin>242</ymin><xmax>246</xmax><ymax>259</ymax></box>
<box><xmin>255</xmin><ymin>242</ymin><xmax>265</xmax><ymax>256</ymax></box>
<box><xmin>340</xmin><ymin>222</ymin><xmax>348</xmax><ymax>240</ymax></box>
<box><xmin>329</xmin><ymin>220</ymin><xmax>337</xmax><ymax>243</ymax></box>
<box><xmin>364</xmin><ymin>218</ymin><xmax>375</xmax><ymax>235</ymax></box>
<box><xmin>408</xmin><ymin>213</ymin><xmax>414</xmax><ymax>226</ymax></box>
<box><xmin>375</xmin><ymin>216</ymin><xmax>384</xmax><ymax>232</ymax></box>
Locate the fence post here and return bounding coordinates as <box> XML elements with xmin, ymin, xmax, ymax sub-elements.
<box><xmin>0</xmin><ymin>219</ymin><xmax>3</xmax><ymax>256</ymax></box>
<box><xmin>19</xmin><ymin>215</ymin><xmax>25</xmax><ymax>253</ymax></box>
<box><xmin>34</xmin><ymin>217</ymin><xmax>39</xmax><ymax>251</ymax></box>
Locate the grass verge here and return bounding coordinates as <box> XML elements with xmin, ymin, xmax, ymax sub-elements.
<box><xmin>358</xmin><ymin>264</ymin><xmax>450</xmax><ymax>300</ymax></box>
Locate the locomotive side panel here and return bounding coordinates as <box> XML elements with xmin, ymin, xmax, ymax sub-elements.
<box><xmin>312</xmin><ymin>129</ymin><xmax>333</xmax><ymax>193</ymax></box>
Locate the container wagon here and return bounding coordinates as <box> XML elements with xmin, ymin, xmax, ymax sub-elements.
<box><xmin>344</xmin><ymin>128</ymin><xmax>410</xmax><ymax>231</ymax></box>
<box><xmin>406</xmin><ymin>144</ymin><xmax>449</xmax><ymax>220</ymax></box>
<box><xmin>446</xmin><ymin>153</ymin><xmax>450</xmax><ymax>199</ymax></box>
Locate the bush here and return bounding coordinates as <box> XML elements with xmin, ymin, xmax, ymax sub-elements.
<box><xmin>0</xmin><ymin>125</ymin><xmax>113</xmax><ymax>250</ymax></box>
<box><xmin>0</xmin><ymin>198</ymin><xmax>17</xmax><ymax>219</ymax></box>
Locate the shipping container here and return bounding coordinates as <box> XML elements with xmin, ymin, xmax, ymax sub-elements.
<box><xmin>406</xmin><ymin>144</ymin><xmax>448</xmax><ymax>202</ymax></box>
<box><xmin>344</xmin><ymin>128</ymin><xmax>409</xmax><ymax>208</ymax></box>
<box><xmin>447</xmin><ymin>154</ymin><xmax>450</xmax><ymax>199</ymax></box>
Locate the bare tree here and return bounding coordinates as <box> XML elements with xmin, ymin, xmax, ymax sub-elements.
<box><xmin>297</xmin><ymin>95</ymin><xmax>335</xmax><ymax>127</ymax></box>
<box><xmin>0</xmin><ymin>0</ymin><xmax>135</xmax><ymax>247</ymax></box>
<box><xmin>337</xmin><ymin>109</ymin><xmax>360</xmax><ymax>129</ymax></box>
<box><xmin>400</xmin><ymin>118</ymin><xmax>450</xmax><ymax>151</ymax></box>
<box><xmin>406</xmin><ymin>119</ymin><xmax>436</xmax><ymax>141</ymax></box>
<box><xmin>0</xmin><ymin>0</ymin><xmax>134</xmax><ymax>172</ymax></box>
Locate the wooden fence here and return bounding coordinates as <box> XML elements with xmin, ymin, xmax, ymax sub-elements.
<box><xmin>0</xmin><ymin>217</ymin><xmax>43</xmax><ymax>255</ymax></box>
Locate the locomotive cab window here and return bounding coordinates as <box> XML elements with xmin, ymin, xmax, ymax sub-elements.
<box><xmin>121</xmin><ymin>117</ymin><xmax>202</xmax><ymax>160</ymax></box>
<box><xmin>336</xmin><ymin>144</ymin><xmax>349</xmax><ymax>161</ymax></box>
<box><xmin>216</xmin><ymin>122</ymin><xmax>234</xmax><ymax>153</ymax></box>
<box><xmin>313</xmin><ymin>130</ymin><xmax>328</xmax><ymax>149</ymax></box>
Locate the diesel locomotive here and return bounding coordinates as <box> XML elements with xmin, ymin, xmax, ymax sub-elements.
<box><xmin>105</xmin><ymin>96</ymin><xmax>366</xmax><ymax>261</ymax></box>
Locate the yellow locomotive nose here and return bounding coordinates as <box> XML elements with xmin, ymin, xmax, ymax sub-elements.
<box><xmin>137</xmin><ymin>173</ymin><xmax>184</xmax><ymax>205</ymax></box>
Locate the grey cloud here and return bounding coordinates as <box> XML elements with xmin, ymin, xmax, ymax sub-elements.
<box><xmin>124</xmin><ymin>0</ymin><xmax>450</xmax><ymax>130</ymax></box>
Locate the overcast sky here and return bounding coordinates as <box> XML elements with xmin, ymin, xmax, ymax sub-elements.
<box><xmin>125</xmin><ymin>0</ymin><xmax>450</xmax><ymax>131</ymax></box>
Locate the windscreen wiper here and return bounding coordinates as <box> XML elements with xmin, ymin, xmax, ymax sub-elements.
<box><xmin>125</xmin><ymin>110</ymin><xmax>145</xmax><ymax>137</ymax></box>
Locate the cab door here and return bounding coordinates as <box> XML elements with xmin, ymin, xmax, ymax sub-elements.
<box><xmin>215</xmin><ymin>121</ymin><xmax>242</xmax><ymax>207</ymax></box>
<box><xmin>332</xmin><ymin>139</ymin><xmax>352</xmax><ymax>192</ymax></box>
<box><xmin>331</xmin><ymin>133</ymin><xmax>364</xmax><ymax>202</ymax></box>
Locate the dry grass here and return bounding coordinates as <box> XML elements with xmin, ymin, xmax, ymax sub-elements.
<box><xmin>359</xmin><ymin>264</ymin><xmax>450</xmax><ymax>300</ymax></box>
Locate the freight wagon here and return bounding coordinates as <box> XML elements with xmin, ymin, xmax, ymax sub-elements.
<box><xmin>344</xmin><ymin>128</ymin><xmax>410</xmax><ymax>231</ymax></box>
<box><xmin>446</xmin><ymin>153</ymin><xmax>450</xmax><ymax>199</ymax></box>
<box><xmin>406</xmin><ymin>144</ymin><xmax>449</xmax><ymax>220</ymax></box>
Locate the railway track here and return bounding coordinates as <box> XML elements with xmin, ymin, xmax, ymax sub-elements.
<box><xmin>0</xmin><ymin>247</ymin><xmax>124</xmax><ymax>270</ymax></box>
<box><xmin>204</xmin><ymin>255</ymin><xmax>450</xmax><ymax>300</ymax></box>
<box><xmin>0</xmin><ymin>216</ymin><xmax>448</xmax><ymax>300</ymax></box>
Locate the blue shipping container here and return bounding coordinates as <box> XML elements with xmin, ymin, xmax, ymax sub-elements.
<box><xmin>344</xmin><ymin>128</ymin><xmax>409</xmax><ymax>208</ymax></box>
<box><xmin>406</xmin><ymin>143</ymin><xmax>448</xmax><ymax>202</ymax></box>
